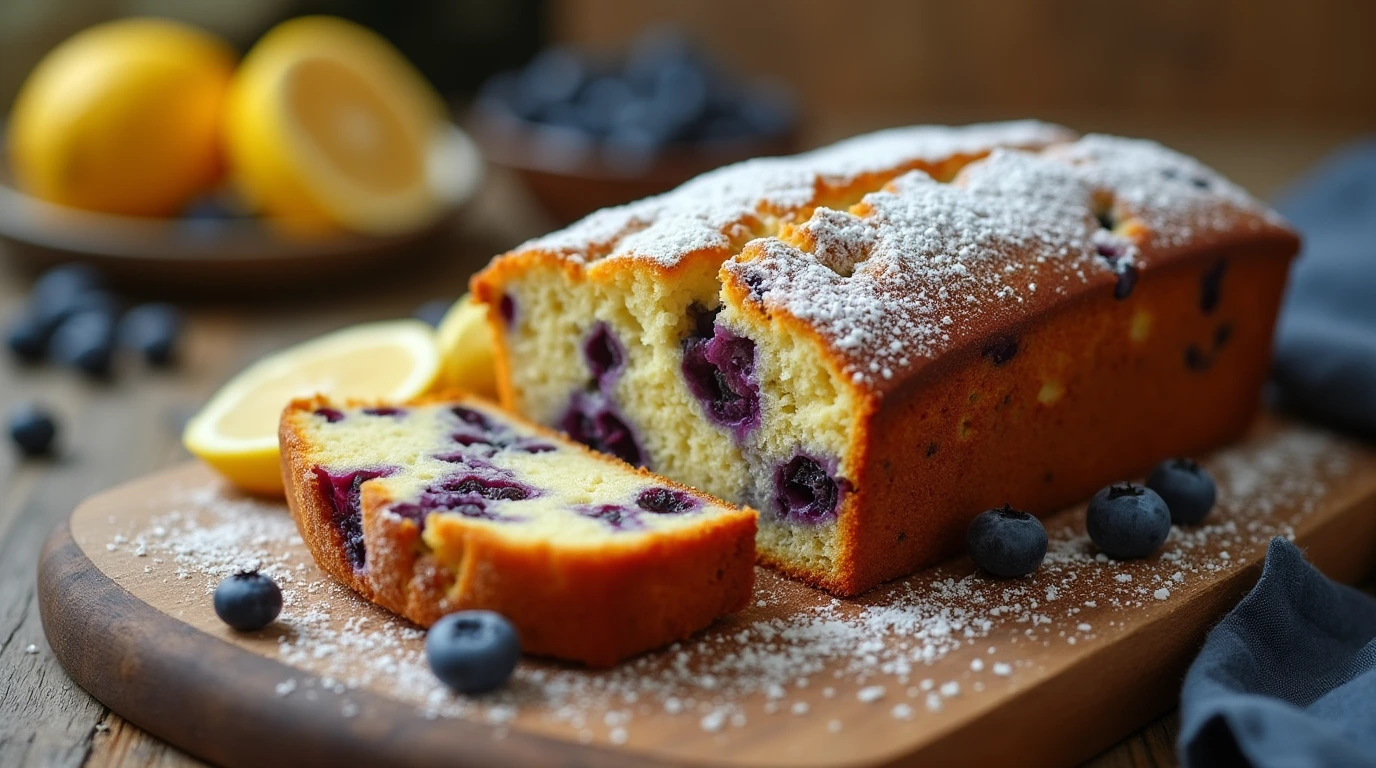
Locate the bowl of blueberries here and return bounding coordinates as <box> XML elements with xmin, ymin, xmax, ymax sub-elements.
<box><xmin>471</xmin><ymin>29</ymin><xmax>799</xmax><ymax>224</ymax></box>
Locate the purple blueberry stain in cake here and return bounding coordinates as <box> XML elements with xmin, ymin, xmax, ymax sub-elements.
<box><xmin>312</xmin><ymin>466</ymin><xmax>394</xmax><ymax>570</ymax></box>
<box><xmin>681</xmin><ymin>324</ymin><xmax>762</xmax><ymax>440</ymax></box>
<box><xmin>314</xmin><ymin>407</ymin><xmax>345</xmax><ymax>423</ymax></box>
<box><xmin>584</xmin><ymin>322</ymin><xmax>625</xmax><ymax>386</ymax></box>
<box><xmin>498</xmin><ymin>294</ymin><xmax>515</xmax><ymax>326</ymax></box>
<box><xmin>579</xmin><ymin>503</ymin><xmax>643</xmax><ymax>531</ymax></box>
<box><xmin>636</xmin><ymin>487</ymin><xmax>699</xmax><ymax>515</ymax></box>
<box><xmin>559</xmin><ymin>391</ymin><xmax>646</xmax><ymax>467</ymax></box>
<box><xmin>362</xmin><ymin>407</ymin><xmax>406</xmax><ymax>417</ymax></box>
<box><xmin>438</xmin><ymin>472</ymin><xmax>535</xmax><ymax>502</ymax></box>
<box><xmin>1200</xmin><ymin>260</ymin><xmax>1227</xmax><ymax>314</ymax></box>
<box><xmin>514</xmin><ymin>440</ymin><xmax>556</xmax><ymax>454</ymax></box>
<box><xmin>982</xmin><ymin>336</ymin><xmax>1019</xmax><ymax>366</ymax></box>
<box><xmin>452</xmin><ymin>406</ymin><xmax>492</xmax><ymax>431</ymax></box>
<box><xmin>773</xmin><ymin>454</ymin><xmax>851</xmax><ymax>525</ymax></box>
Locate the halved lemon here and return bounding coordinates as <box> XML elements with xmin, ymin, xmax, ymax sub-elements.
<box><xmin>224</xmin><ymin>16</ymin><xmax>447</xmax><ymax>234</ymax></box>
<box><xmin>184</xmin><ymin>320</ymin><xmax>440</xmax><ymax>495</ymax></box>
<box><xmin>435</xmin><ymin>294</ymin><xmax>498</xmax><ymax>399</ymax></box>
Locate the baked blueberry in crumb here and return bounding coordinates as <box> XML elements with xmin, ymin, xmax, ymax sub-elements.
<box><xmin>681</xmin><ymin>326</ymin><xmax>761</xmax><ymax>438</ymax></box>
<box><xmin>637</xmin><ymin>487</ymin><xmax>698</xmax><ymax>514</ymax></box>
<box><xmin>213</xmin><ymin>571</ymin><xmax>282</xmax><ymax>631</ymax></box>
<box><xmin>966</xmin><ymin>504</ymin><xmax>1047</xmax><ymax>578</ymax></box>
<box><xmin>315</xmin><ymin>408</ymin><xmax>345</xmax><ymax>423</ymax></box>
<box><xmin>1086</xmin><ymin>483</ymin><xmax>1171</xmax><ymax>559</ymax></box>
<box><xmin>581</xmin><ymin>503</ymin><xmax>640</xmax><ymax>530</ymax></box>
<box><xmin>314</xmin><ymin>467</ymin><xmax>392</xmax><ymax>569</ymax></box>
<box><xmin>584</xmin><ymin>322</ymin><xmax>625</xmax><ymax>384</ymax></box>
<box><xmin>8</xmin><ymin>403</ymin><xmax>57</xmax><ymax>456</ymax></box>
<box><xmin>1146</xmin><ymin>458</ymin><xmax>1216</xmax><ymax>525</ymax></box>
<box><xmin>774</xmin><ymin>455</ymin><xmax>846</xmax><ymax>524</ymax></box>
<box><xmin>426</xmin><ymin>611</ymin><xmax>520</xmax><ymax>694</ymax></box>
<box><xmin>452</xmin><ymin>406</ymin><xmax>492</xmax><ymax>431</ymax></box>
<box><xmin>363</xmin><ymin>407</ymin><xmax>406</xmax><ymax>417</ymax></box>
<box><xmin>560</xmin><ymin>391</ymin><xmax>645</xmax><ymax>466</ymax></box>
<box><xmin>498</xmin><ymin>294</ymin><xmax>516</xmax><ymax>325</ymax></box>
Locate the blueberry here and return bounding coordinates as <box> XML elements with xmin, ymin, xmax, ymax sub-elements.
<box><xmin>50</xmin><ymin>310</ymin><xmax>117</xmax><ymax>377</ymax></box>
<box><xmin>412</xmin><ymin>299</ymin><xmax>453</xmax><ymax>328</ymax></box>
<box><xmin>1086</xmin><ymin>483</ymin><xmax>1171</xmax><ymax>559</ymax></box>
<box><xmin>1146</xmin><ymin>458</ymin><xmax>1217</xmax><ymax>525</ymax></box>
<box><xmin>119</xmin><ymin>303</ymin><xmax>183</xmax><ymax>366</ymax></box>
<box><xmin>5</xmin><ymin>309</ymin><xmax>48</xmax><ymax>362</ymax></box>
<box><xmin>966</xmin><ymin>504</ymin><xmax>1047</xmax><ymax>578</ymax></box>
<box><xmin>8</xmin><ymin>403</ymin><xmax>57</xmax><ymax>457</ymax></box>
<box><xmin>773</xmin><ymin>455</ymin><xmax>843</xmax><ymax>523</ymax></box>
<box><xmin>519</xmin><ymin>48</ymin><xmax>586</xmax><ymax>109</ymax></box>
<box><xmin>425</xmin><ymin>610</ymin><xmax>521</xmax><ymax>694</ymax></box>
<box><xmin>31</xmin><ymin>267</ymin><xmax>111</xmax><ymax>330</ymax></box>
<box><xmin>213</xmin><ymin>571</ymin><xmax>283</xmax><ymax>631</ymax></box>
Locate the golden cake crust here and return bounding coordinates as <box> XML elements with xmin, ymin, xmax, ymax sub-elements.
<box><xmin>279</xmin><ymin>393</ymin><xmax>758</xmax><ymax>666</ymax></box>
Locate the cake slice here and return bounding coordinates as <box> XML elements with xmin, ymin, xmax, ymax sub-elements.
<box><xmin>471</xmin><ymin>122</ymin><xmax>1300</xmax><ymax>596</ymax></box>
<box><xmin>279</xmin><ymin>395</ymin><xmax>756</xmax><ymax>666</ymax></box>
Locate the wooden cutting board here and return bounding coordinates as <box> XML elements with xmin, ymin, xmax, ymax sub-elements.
<box><xmin>37</xmin><ymin>417</ymin><xmax>1376</xmax><ymax>768</ymax></box>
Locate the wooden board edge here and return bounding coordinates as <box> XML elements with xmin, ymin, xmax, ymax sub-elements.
<box><xmin>36</xmin><ymin>519</ymin><xmax>679</xmax><ymax>768</ymax></box>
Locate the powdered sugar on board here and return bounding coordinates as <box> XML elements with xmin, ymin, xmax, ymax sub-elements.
<box><xmin>92</xmin><ymin>424</ymin><xmax>1356</xmax><ymax>750</ymax></box>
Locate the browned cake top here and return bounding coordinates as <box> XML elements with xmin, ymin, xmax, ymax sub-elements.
<box><xmin>496</xmin><ymin>123</ymin><xmax>1297</xmax><ymax>396</ymax></box>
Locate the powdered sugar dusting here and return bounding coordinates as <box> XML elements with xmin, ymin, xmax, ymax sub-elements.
<box><xmin>519</xmin><ymin>121</ymin><xmax>1073</xmax><ymax>266</ymax></box>
<box><xmin>96</xmin><ymin>425</ymin><xmax>1360</xmax><ymax>751</ymax></box>
<box><xmin>727</xmin><ymin>136</ymin><xmax>1284</xmax><ymax>389</ymax></box>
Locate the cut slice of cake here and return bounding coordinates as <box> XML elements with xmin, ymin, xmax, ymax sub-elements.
<box><xmin>279</xmin><ymin>395</ymin><xmax>756</xmax><ymax>667</ymax></box>
<box><xmin>471</xmin><ymin>122</ymin><xmax>1300</xmax><ymax>596</ymax></box>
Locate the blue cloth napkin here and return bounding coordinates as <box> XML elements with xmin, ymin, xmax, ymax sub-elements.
<box><xmin>1179</xmin><ymin>143</ymin><xmax>1376</xmax><ymax>766</ymax></box>
<box><xmin>1270</xmin><ymin>139</ymin><xmax>1376</xmax><ymax>438</ymax></box>
<box><xmin>1179</xmin><ymin>539</ymin><xmax>1376</xmax><ymax>767</ymax></box>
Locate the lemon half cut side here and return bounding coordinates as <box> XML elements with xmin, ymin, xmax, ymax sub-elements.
<box><xmin>183</xmin><ymin>319</ymin><xmax>440</xmax><ymax>495</ymax></box>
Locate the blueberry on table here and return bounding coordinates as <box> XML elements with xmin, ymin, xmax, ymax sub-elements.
<box><xmin>966</xmin><ymin>504</ymin><xmax>1048</xmax><ymax>578</ymax></box>
<box><xmin>32</xmin><ymin>264</ymin><xmax>103</xmax><ymax>313</ymax></box>
<box><xmin>8</xmin><ymin>403</ymin><xmax>57</xmax><ymax>456</ymax></box>
<box><xmin>119</xmin><ymin>303</ymin><xmax>184</xmax><ymax>366</ymax></box>
<box><xmin>50</xmin><ymin>310</ymin><xmax>117</xmax><ymax>377</ymax></box>
<box><xmin>1086</xmin><ymin>483</ymin><xmax>1172</xmax><ymax>559</ymax></box>
<box><xmin>1146</xmin><ymin>458</ymin><xmax>1217</xmax><ymax>525</ymax></box>
<box><xmin>412</xmin><ymin>299</ymin><xmax>453</xmax><ymax>328</ymax></box>
<box><xmin>426</xmin><ymin>610</ymin><xmax>521</xmax><ymax>694</ymax></box>
<box><xmin>5</xmin><ymin>309</ymin><xmax>48</xmax><ymax>362</ymax></box>
<box><xmin>213</xmin><ymin>571</ymin><xmax>282</xmax><ymax>631</ymax></box>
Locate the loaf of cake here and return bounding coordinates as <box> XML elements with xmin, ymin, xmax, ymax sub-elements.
<box><xmin>472</xmin><ymin>121</ymin><xmax>1300</xmax><ymax>596</ymax></box>
<box><xmin>279</xmin><ymin>395</ymin><xmax>756</xmax><ymax>666</ymax></box>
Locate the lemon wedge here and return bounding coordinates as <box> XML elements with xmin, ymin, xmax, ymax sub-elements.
<box><xmin>435</xmin><ymin>294</ymin><xmax>498</xmax><ymax>398</ymax></box>
<box><xmin>184</xmin><ymin>320</ymin><xmax>440</xmax><ymax>495</ymax></box>
<box><xmin>224</xmin><ymin>16</ymin><xmax>447</xmax><ymax>234</ymax></box>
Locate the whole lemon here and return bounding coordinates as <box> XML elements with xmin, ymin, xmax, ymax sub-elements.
<box><xmin>8</xmin><ymin>18</ymin><xmax>236</xmax><ymax>217</ymax></box>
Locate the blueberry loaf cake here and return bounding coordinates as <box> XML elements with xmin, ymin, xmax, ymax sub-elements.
<box><xmin>279</xmin><ymin>395</ymin><xmax>756</xmax><ymax>666</ymax></box>
<box><xmin>471</xmin><ymin>121</ymin><xmax>1300</xmax><ymax>596</ymax></box>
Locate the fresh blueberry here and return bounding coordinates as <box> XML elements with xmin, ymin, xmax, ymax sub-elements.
<box><xmin>119</xmin><ymin>303</ymin><xmax>183</xmax><ymax>366</ymax></box>
<box><xmin>8</xmin><ymin>403</ymin><xmax>57</xmax><ymax>456</ymax></box>
<box><xmin>425</xmin><ymin>610</ymin><xmax>521</xmax><ymax>694</ymax></box>
<box><xmin>1086</xmin><ymin>483</ymin><xmax>1171</xmax><ymax>559</ymax></box>
<box><xmin>5</xmin><ymin>309</ymin><xmax>48</xmax><ymax>362</ymax></box>
<box><xmin>966</xmin><ymin>504</ymin><xmax>1048</xmax><ymax>578</ymax></box>
<box><xmin>50</xmin><ymin>310</ymin><xmax>117</xmax><ymax>377</ymax></box>
<box><xmin>31</xmin><ymin>267</ymin><xmax>110</xmax><ymax>330</ymax></box>
<box><xmin>519</xmin><ymin>48</ymin><xmax>586</xmax><ymax>109</ymax></box>
<box><xmin>213</xmin><ymin>571</ymin><xmax>283</xmax><ymax>631</ymax></box>
<box><xmin>412</xmin><ymin>299</ymin><xmax>453</xmax><ymax>328</ymax></box>
<box><xmin>1146</xmin><ymin>458</ymin><xmax>1217</xmax><ymax>525</ymax></box>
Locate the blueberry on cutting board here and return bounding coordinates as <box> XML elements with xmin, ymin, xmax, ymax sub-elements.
<box><xmin>50</xmin><ymin>310</ymin><xmax>117</xmax><ymax>377</ymax></box>
<box><xmin>966</xmin><ymin>504</ymin><xmax>1048</xmax><ymax>578</ymax></box>
<box><xmin>1086</xmin><ymin>483</ymin><xmax>1172</xmax><ymax>559</ymax></box>
<box><xmin>1146</xmin><ymin>458</ymin><xmax>1217</xmax><ymax>525</ymax></box>
<box><xmin>8</xmin><ymin>403</ymin><xmax>58</xmax><ymax>457</ymax></box>
<box><xmin>213</xmin><ymin>571</ymin><xmax>283</xmax><ymax>631</ymax></box>
<box><xmin>426</xmin><ymin>610</ymin><xmax>521</xmax><ymax>694</ymax></box>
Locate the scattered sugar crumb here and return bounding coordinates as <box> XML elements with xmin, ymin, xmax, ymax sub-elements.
<box><xmin>858</xmin><ymin>685</ymin><xmax>886</xmax><ymax>703</ymax></box>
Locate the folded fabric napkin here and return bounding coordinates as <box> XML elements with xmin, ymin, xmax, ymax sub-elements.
<box><xmin>1180</xmin><ymin>142</ymin><xmax>1376</xmax><ymax>766</ymax></box>
<box><xmin>1179</xmin><ymin>539</ymin><xmax>1376</xmax><ymax>767</ymax></box>
<box><xmin>1270</xmin><ymin>139</ymin><xmax>1376</xmax><ymax>438</ymax></box>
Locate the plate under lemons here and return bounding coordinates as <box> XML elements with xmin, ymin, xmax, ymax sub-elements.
<box><xmin>184</xmin><ymin>319</ymin><xmax>441</xmax><ymax>495</ymax></box>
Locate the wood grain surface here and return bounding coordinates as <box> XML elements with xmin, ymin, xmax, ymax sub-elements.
<box><xmin>0</xmin><ymin>127</ymin><xmax>1369</xmax><ymax>768</ymax></box>
<box><xmin>31</xmin><ymin>433</ymin><xmax>1376</xmax><ymax>767</ymax></box>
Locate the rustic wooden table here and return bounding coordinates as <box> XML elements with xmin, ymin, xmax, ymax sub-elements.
<box><xmin>0</xmin><ymin>123</ymin><xmax>1367</xmax><ymax>768</ymax></box>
